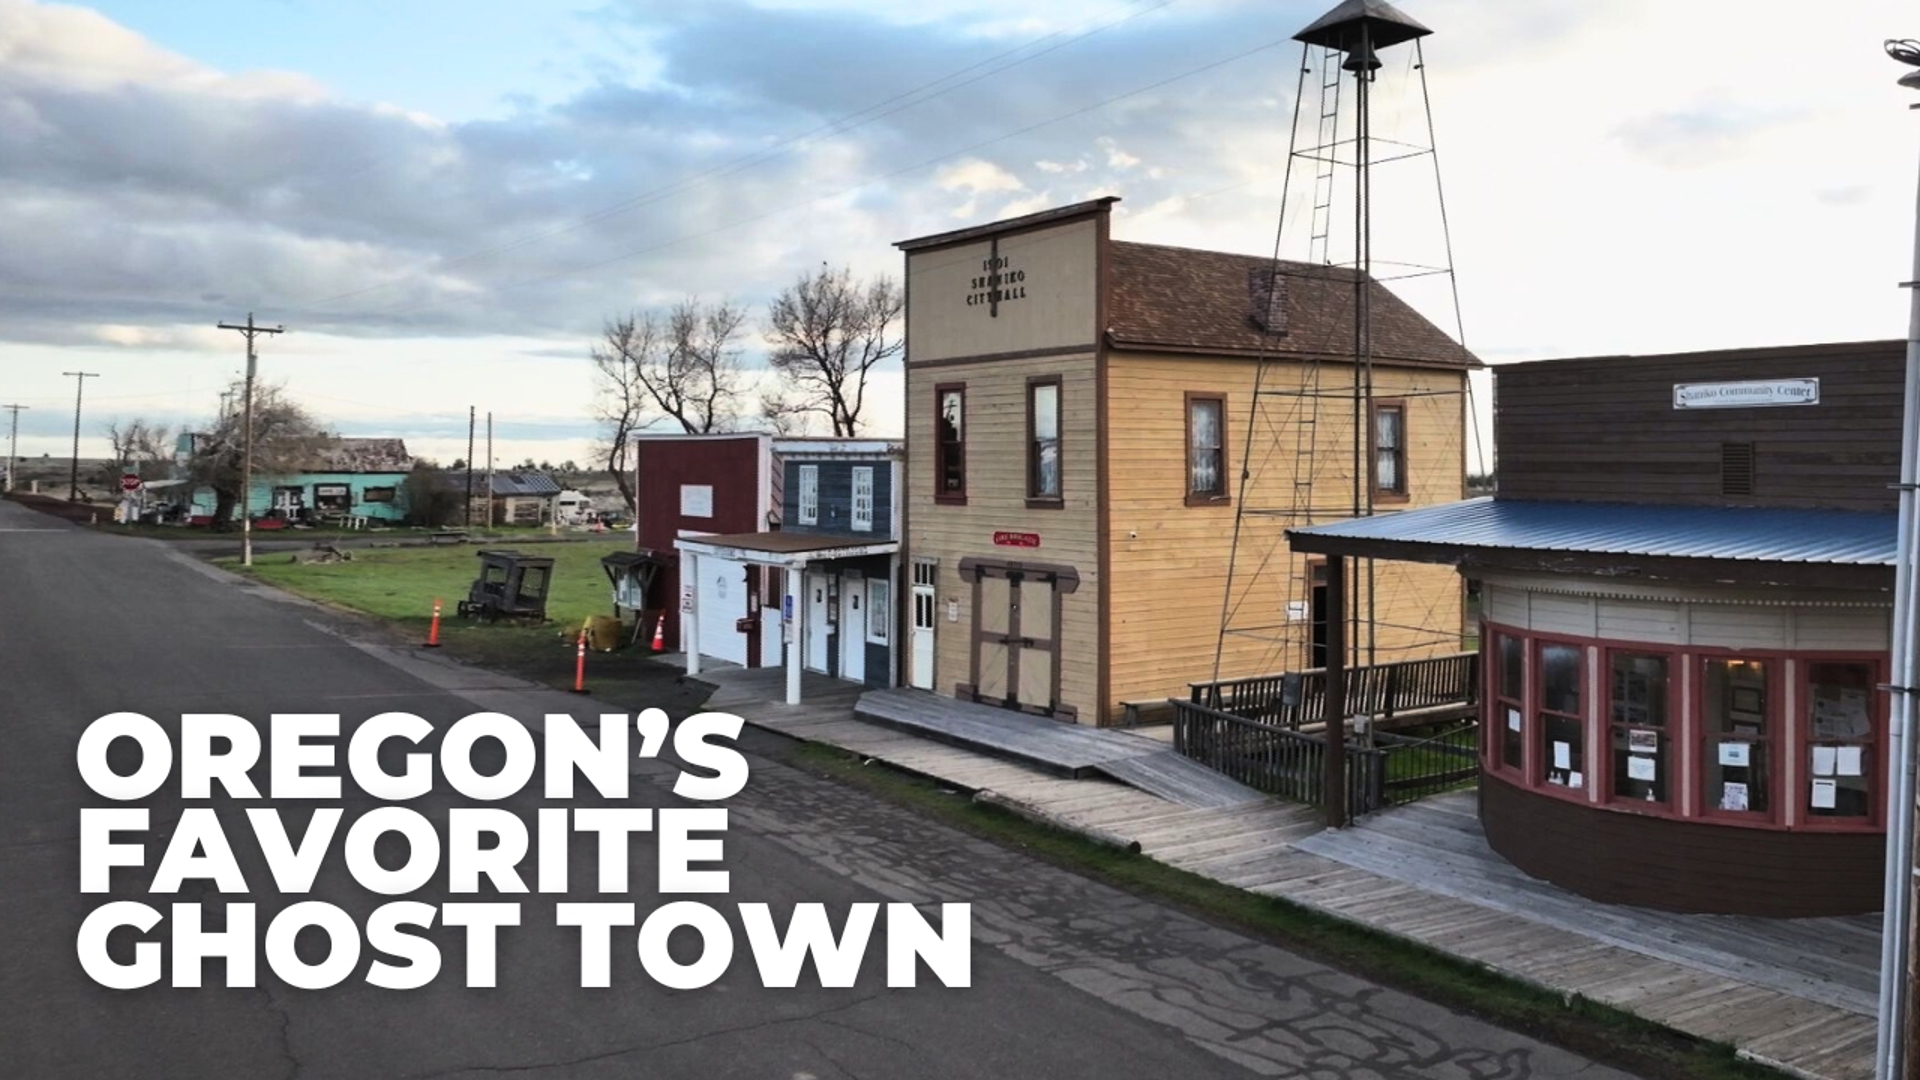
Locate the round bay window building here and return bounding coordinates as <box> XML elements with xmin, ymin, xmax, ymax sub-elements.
<box><xmin>1288</xmin><ymin>341</ymin><xmax>1903</xmax><ymax>917</ymax></box>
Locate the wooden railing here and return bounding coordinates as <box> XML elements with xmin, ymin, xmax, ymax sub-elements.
<box><xmin>1173</xmin><ymin>699</ymin><xmax>1479</xmax><ymax>817</ymax></box>
<box><xmin>1189</xmin><ymin>651</ymin><xmax>1480</xmax><ymax>731</ymax></box>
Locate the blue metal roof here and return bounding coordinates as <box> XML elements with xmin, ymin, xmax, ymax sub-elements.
<box><xmin>1287</xmin><ymin>497</ymin><xmax>1897</xmax><ymax>565</ymax></box>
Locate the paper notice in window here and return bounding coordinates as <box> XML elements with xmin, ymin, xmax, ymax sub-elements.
<box><xmin>1718</xmin><ymin>741</ymin><xmax>1751</xmax><ymax>768</ymax></box>
<box><xmin>1570</xmin><ymin>771</ymin><xmax>1584</xmax><ymax>790</ymax></box>
<box><xmin>1837</xmin><ymin>746</ymin><xmax>1864</xmax><ymax>777</ymax></box>
<box><xmin>1627</xmin><ymin>730</ymin><xmax>1659</xmax><ymax>754</ymax></box>
<box><xmin>1553</xmin><ymin>741</ymin><xmax>1571</xmax><ymax>770</ymax></box>
<box><xmin>1627</xmin><ymin>755</ymin><xmax>1656</xmax><ymax>782</ymax></box>
<box><xmin>1813</xmin><ymin>688</ymin><xmax>1872</xmax><ymax>739</ymax></box>
<box><xmin>1812</xmin><ymin>745</ymin><xmax>1837</xmax><ymax>777</ymax></box>
<box><xmin>1506</xmin><ymin>708</ymin><xmax>1521</xmax><ymax>733</ymax></box>
<box><xmin>1811</xmin><ymin>778</ymin><xmax>1838</xmax><ymax>810</ymax></box>
<box><xmin>1721</xmin><ymin>781</ymin><xmax>1749</xmax><ymax>812</ymax></box>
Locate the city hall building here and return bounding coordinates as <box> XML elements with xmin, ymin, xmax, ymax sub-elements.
<box><xmin>897</xmin><ymin>197</ymin><xmax>1478</xmax><ymax>726</ymax></box>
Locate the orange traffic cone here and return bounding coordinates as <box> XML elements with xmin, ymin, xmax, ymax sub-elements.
<box><xmin>570</xmin><ymin>628</ymin><xmax>588</xmax><ymax>694</ymax></box>
<box><xmin>650</xmin><ymin>616</ymin><xmax>665</xmax><ymax>652</ymax></box>
<box><xmin>425</xmin><ymin>598</ymin><xmax>443</xmax><ymax>647</ymax></box>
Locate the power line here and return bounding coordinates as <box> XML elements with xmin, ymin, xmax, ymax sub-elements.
<box><xmin>303</xmin><ymin>0</ymin><xmax>1177</xmax><ymax>310</ymax></box>
<box><xmin>459</xmin><ymin>34</ymin><xmax>1294</xmax><ymax>302</ymax></box>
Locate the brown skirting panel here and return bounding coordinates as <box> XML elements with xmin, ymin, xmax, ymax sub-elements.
<box><xmin>1480</xmin><ymin>777</ymin><xmax>1884</xmax><ymax>917</ymax></box>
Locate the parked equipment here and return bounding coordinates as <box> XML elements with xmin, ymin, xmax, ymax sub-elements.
<box><xmin>457</xmin><ymin>550</ymin><xmax>555</xmax><ymax>622</ymax></box>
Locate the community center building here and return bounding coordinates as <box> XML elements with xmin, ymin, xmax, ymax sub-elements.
<box><xmin>1290</xmin><ymin>340</ymin><xmax>1902</xmax><ymax>916</ymax></box>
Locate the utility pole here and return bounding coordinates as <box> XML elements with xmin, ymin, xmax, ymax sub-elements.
<box><xmin>61</xmin><ymin>372</ymin><xmax>99</xmax><ymax>502</ymax></box>
<box><xmin>216</xmin><ymin>313</ymin><xmax>286</xmax><ymax>568</ymax></box>
<box><xmin>1878</xmin><ymin>36</ymin><xmax>1920</xmax><ymax>1080</ymax></box>
<box><xmin>2</xmin><ymin>404</ymin><xmax>27</xmax><ymax>493</ymax></box>
<box><xmin>485</xmin><ymin>411</ymin><xmax>495</xmax><ymax>529</ymax></box>
<box><xmin>465</xmin><ymin>406</ymin><xmax>476</xmax><ymax>528</ymax></box>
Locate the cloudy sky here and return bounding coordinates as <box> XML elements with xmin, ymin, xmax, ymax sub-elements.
<box><xmin>0</xmin><ymin>0</ymin><xmax>1913</xmax><ymax>472</ymax></box>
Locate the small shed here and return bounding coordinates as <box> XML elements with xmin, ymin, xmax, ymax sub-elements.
<box><xmin>488</xmin><ymin>472</ymin><xmax>562</xmax><ymax>525</ymax></box>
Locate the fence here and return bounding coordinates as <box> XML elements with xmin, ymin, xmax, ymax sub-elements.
<box><xmin>1173</xmin><ymin>698</ymin><xmax>1479</xmax><ymax>817</ymax></box>
<box><xmin>1189</xmin><ymin>651</ymin><xmax>1480</xmax><ymax>731</ymax></box>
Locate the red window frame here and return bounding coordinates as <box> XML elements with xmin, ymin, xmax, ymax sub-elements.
<box><xmin>1601</xmin><ymin>648</ymin><xmax>1680</xmax><ymax>816</ymax></box>
<box><xmin>1693</xmin><ymin>652</ymin><xmax>1782</xmax><ymax>827</ymax></box>
<box><xmin>1531</xmin><ymin>634</ymin><xmax>1589</xmax><ymax>805</ymax></box>
<box><xmin>1796</xmin><ymin>653</ymin><xmax>1886</xmax><ymax>833</ymax></box>
<box><xmin>1486</xmin><ymin>626</ymin><xmax>1526</xmax><ymax>781</ymax></box>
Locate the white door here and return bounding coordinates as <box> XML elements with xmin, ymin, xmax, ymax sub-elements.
<box><xmin>911</xmin><ymin>564</ymin><xmax>936</xmax><ymax>692</ymax></box>
<box><xmin>840</xmin><ymin>574</ymin><xmax>866</xmax><ymax>684</ymax></box>
<box><xmin>696</xmin><ymin>557</ymin><xmax>749</xmax><ymax>667</ymax></box>
<box><xmin>804</xmin><ymin>571</ymin><xmax>831</xmax><ymax>673</ymax></box>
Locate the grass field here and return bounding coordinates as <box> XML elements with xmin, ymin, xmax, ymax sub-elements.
<box><xmin>223</xmin><ymin>540</ymin><xmax>685</xmax><ymax>697</ymax></box>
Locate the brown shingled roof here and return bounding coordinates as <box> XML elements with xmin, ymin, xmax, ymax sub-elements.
<box><xmin>302</xmin><ymin>437</ymin><xmax>413</xmax><ymax>473</ymax></box>
<box><xmin>1106</xmin><ymin>241</ymin><xmax>1479</xmax><ymax>369</ymax></box>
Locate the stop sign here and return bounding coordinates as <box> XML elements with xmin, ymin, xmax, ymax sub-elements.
<box><xmin>120</xmin><ymin>473</ymin><xmax>141</xmax><ymax>493</ymax></box>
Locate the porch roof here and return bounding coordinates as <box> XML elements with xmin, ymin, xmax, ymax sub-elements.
<box><xmin>673</xmin><ymin>530</ymin><xmax>898</xmax><ymax>567</ymax></box>
<box><xmin>1286</xmin><ymin>497</ymin><xmax>1898</xmax><ymax>590</ymax></box>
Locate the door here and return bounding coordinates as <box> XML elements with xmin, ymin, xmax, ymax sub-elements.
<box><xmin>1309</xmin><ymin>559</ymin><xmax>1330</xmax><ymax>669</ymax></box>
<box><xmin>696</xmin><ymin>557</ymin><xmax>750</xmax><ymax>667</ymax></box>
<box><xmin>1015</xmin><ymin>570</ymin><xmax>1054</xmax><ymax>711</ymax></box>
<box><xmin>910</xmin><ymin>562</ymin><xmax>936</xmax><ymax>691</ymax></box>
<box><xmin>804</xmin><ymin>571</ymin><xmax>831</xmax><ymax>673</ymax></box>
<box><xmin>839</xmin><ymin>573</ymin><xmax>866</xmax><ymax>683</ymax></box>
<box><xmin>975</xmin><ymin>575</ymin><xmax>1011</xmax><ymax>704</ymax></box>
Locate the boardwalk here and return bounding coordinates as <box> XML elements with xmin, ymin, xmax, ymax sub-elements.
<box><xmin>693</xmin><ymin>669</ymin><xmax>1877</xmax><ymax>1080</ymax></box>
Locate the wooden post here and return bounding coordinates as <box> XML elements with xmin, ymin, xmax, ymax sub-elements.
<box><xmin>1324</xmin><ymin>554</ymin><xmax>1347</xmax><ymax>828</ymax></box>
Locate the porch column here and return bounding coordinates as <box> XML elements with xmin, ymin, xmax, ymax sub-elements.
<box><xmin>684</xmin><ymin>550</ymin><xmax>701</xmax><ymax>677</ymax></box>
<box><xmin>888</xmin><ymin>551</ymin><xmax>902</xmax><ymax>688</ymax></box>
<box><xmin>1323</xmin><ymin>554</ymin><xmax>1347</xmax><ymax>829</ymax></box>
<box><xmin>786</xmin><ymin>560</ymin><xmax>804</xmax><ymax>706</ymax></box>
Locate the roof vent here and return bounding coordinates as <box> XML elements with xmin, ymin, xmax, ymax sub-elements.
<box><xmin>1721</xmin><ymin>442</ymin><xmax>1755</xmax><ymax>498</ymax></box>
<box><xmin>1248</xmin><ymin>266</ymin><xmax>1287</xmax><ymax>334</ymax></box>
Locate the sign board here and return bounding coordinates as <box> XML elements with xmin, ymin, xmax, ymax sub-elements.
<box><xmin>680</xmin><ymin>585</ymin><xmax>694</xmax><ymax>613</ymax></box>
<box><xmin>1672</xmin><ymin>378</ymin><xmax>1819</xmax><ymax>410</ymax></box>
<box><xmin>120</xmin><ymin>474</ymin><xmax>141</xmax><ymax>493</ymax></box>
<box><xmin>992</xmin><ymin>531</ymin><xmax>1041</xmax><ymax>548</ymax></box>
<box><xmin>680</xmin><ymin>484</ymin><xmax>714</xmax><ymax>518</ymax></box>
<box><xmin>782</xmin><ymin>595</ymin><xmax>794</xmax><ymax>622</ymax></box>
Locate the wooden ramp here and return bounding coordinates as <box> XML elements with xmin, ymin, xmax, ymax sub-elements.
<box><xmin>855</xmin><ymin>688</ymin><xmax>1263</xmax><ymax>809</ymax></box>
<box><xmin>1294</xmin><ymin>792</ymin><xmax>1881</xmax><ymax>1017</ymax></box>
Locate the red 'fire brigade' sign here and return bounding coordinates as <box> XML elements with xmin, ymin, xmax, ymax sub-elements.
<box><xmin>992</xmin><ymin>531</ymin><xmax>1040</xmax><ymax>548</ymax></box>
<box><xmin>120</xmin><ymin>474</ymin><xmax>141</xmax><ymax>493</ymax></box>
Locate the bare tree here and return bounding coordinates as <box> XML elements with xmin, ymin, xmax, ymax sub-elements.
<box><xmin>186</xmin><ymin>381</ymin><xmax>329</xmax><ymax>528</ymax></box>
<box><xmin>105</xmin><ymin>418</ymin><xmax>174</xmax><ymax>481</ymax></box>
<box><xmin>591</xmin><ymin>297</ymin><xmax>747</xmax><ymax>511</ymax></box>
<box><xmin>762</xmin><ymin>264</ymin><xmax>904</xmax><ymax>437</ymax></box>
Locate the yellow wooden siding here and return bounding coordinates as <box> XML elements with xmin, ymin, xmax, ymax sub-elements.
<box><xmin>905</xmin><ymin>352</ymin><xmax>1101</xmax><ymax>721</ymax></box>
<box><xmin>1105</xmin><ymin>351</ymin><xmax>1468</xmax><ymax>718</ymax></box>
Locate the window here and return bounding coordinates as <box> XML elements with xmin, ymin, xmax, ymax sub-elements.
<box><xmin>1186</xmin><ymin>393</ymin><xmax>1228</xmax><ymax>504</ymax></box>
<box><xmin>1537</xmin><ymin>643</ymin><xmax>1584</xmax><ymax>790</ymax></box>
<box><xmin>314</xmin><ymin>484</ymin><xmax>350</xmax><ymax>511</ymax></box>
<box><xmin>1702</xmin><ymin>658</ymin><xmax>1771</xmax><ymax>817</ymax></box>
<box><xmin>850</xmin><ymin>466</ymin><xmax>874</xmax><ymax>533</ymax></box>
<box><xmin>1609</xmin><ymin>652</ymin><xmax>1670</xmax><ymax>806</ymax></box>
<box><xmin>867</xmin><ymin>578</ymin><xmax>890</xmax><ymax>644</ymax></box>
<box><xmin>1372</xmin><ymin>401</ymin><xmax>1407</xmax><ymax>500</ymax></box>
<box><xmin>1028</xmin><ymin>377</ymin><xmax>1061</xmax><ymax>502</ymax></box>
<box><xmin>798</xmin><ymin>465</ymin><xmax>819</xmax><ymax>525</ymax></box>
<box><xmin>1806</xmin><ymin>661</ymin><xmax>1875</xmax><ymax>821</ymax></box>
<box><xmin>935</xmin><ymin>385</ymin><xmax>966</xmax><ymax>502</ymax></box>
<box><xmin>1494</xmin><ymin>633</ymin><xmax>1524</xmax><ymax>772</ymax></box>
<box><xmin>361</xmin><ymin>486</ymin><xmax>396</xmax><ymax>504</ymax></box>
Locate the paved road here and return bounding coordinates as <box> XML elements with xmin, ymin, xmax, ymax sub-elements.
<box><xmin>0</xmin><ymin>498</ymin><xmax>1637</xmax><ymax>1079</ymax></box>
